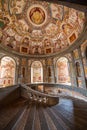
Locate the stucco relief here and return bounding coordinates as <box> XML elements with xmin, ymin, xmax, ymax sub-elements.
<box><xmin>9</xmin><ymin>0</ymin><xmax>26</xmax><ymax>15</ymax></box>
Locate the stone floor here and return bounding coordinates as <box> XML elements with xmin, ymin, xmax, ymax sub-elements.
<box><xmin>0</xmin><ymin>96</ymin><xmax>87</xmax><ymax>130</ymax></box>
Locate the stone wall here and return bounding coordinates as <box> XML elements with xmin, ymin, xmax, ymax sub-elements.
<box><xmin>0</xmin><ymin>85</ymin><xmax>21</xmax><ymax>108</ymax></box>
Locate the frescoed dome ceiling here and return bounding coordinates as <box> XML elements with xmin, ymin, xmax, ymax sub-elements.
<box><xmin>0</xmin><ymin>0</ymin><xmax>86</xmax><ymax>56</ymax></box>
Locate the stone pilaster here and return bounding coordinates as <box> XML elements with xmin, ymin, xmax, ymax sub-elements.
<box><xmin>51</xmin><ymin>58</ymin><xmax>55</xmax><ymax>83</ymax></box>
<box><xmin>70</xmin><ymin>52</ymin><xmax>78</xmax><ymax>87</ymax></box>
<box><xmin>78</xmin><ymin>47</ymin><xmax>87</xmax><ymax>89</ymax></box>
<box><xmin>43</xmin><ymin>64</ymin><xmax>47</xmax><ymax>82</ymax></box>
<box><xmin>17</xmin><ymin>57</ymin><xmax>22</xmax><ymax>84</ymax></box>
<box><xmin>25</xmin><ymin>58</ymin><xmax>28</xmax><ymax>83</ymax></box>
<box><xmin>45</xmin><ymin>58</ymin><xmax>55</xmax><ymax>83</ymax></box>
<box><xmin>44</xmin><ymin>59</ymin><xmax>48</xmax><ymax>82</ymax></box>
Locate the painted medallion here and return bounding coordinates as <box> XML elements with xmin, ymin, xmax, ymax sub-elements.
<box><xmin>27</xmin><ymin>5</ymin><xmax>47</xmax><ymax>26</ymax></box>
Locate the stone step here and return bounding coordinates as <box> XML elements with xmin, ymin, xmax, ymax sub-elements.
<box><xmin>13</xmin><ymin>102</ymin><xmax>32</xmax><ymax>130</ymax></box>
<box><xmin>38</xmin><ymin>104</ymin><xmax>49</xmax><ymax>130</ymax></box>
<box><xmin>52</xmin><ymin>106</ymin><xmax>75</xmax><ymax>129</ymax></box>
<box><xmin>43</xmin><ymin>108</ymin><xmax>57</xmax><ymax>130</ymax></box>
<box><xmin>24</xmin><ymin>103</ymin><xmax>36</xmax><ymax>130</ymax></box>
<box><xmin>33</xmin><ymin>103</ymin><xmax>41</xmax><ymax>130</ymax></box>
<box><xmin>46</xmin><ymin>107</ymin><xmax>66</xmax><ymax>130</ymax></box>
<box><xmin>1</xmin><ymin>97</ymin><xmax>87</xmax><ymax>130</ymax></box>
<box><xmin>3</xmin><ymin>105</ymin><xmax>27</xmax><ymax>130</ymax></box>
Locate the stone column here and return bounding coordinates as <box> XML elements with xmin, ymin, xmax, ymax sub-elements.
<box><xmin>51</xmin><ymin>58</ymin><xmax>55</xmax><ymax>83</ymax></box>
<box><xmin>78</xmin><ymin>47</ymin><xmax>87</xmax><ymax>89</ymax></box>
<box><xmin>54</xmin><ymin>59</ymin><xmax>58</xmax><ymax>83</ymax></box>
<box><xmin>17</xmin><ymin>57</ymin><xmax>22</xmax><ymax>84</ymax></box>
<box><xmin>28</xmin><ymin>66</ymin><xmax>31</xmax><ymax>83</ymax></box>
<box><xmin>44</xmin><ymin>59</ymin><xmax>48</xmax><ymax>83</ymax></box>
<box><xmin>46</xmin><ymin>58</ymin><xmax>55</xmax><ymax>83</ymax></box>
<box><xmin>25</xmin><ymin>58</ymin><xmax>28</xmax><ymax>83</ymax></box>
<box><xmin>43</xmin><ymin>64</ymin><xmax>47</xmax><ymax>82</ymax></box>
<box><xmin>70</xmin><ymin>52</ymin><xmax>78</xmax><ymax>87</ymax></box>
<box><xmin>27</xmin><ymin>59</ymin><xmax>31</xmax><ymax>83</ymax></box>
<box><xmin>54</xmin><ymin>59</ymin><xmax>59</xmax><ymax>83</ymax></box>
<box><xmin>15</xmin><ymin>62</ymin><xmax>19</xmax><ymax>84</ymax></box>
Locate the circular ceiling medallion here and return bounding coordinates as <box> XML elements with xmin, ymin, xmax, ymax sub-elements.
<box><xmin>27</xmin><ymin>5</ymin><xmax>47</xmax><ymax>27</ymax></box>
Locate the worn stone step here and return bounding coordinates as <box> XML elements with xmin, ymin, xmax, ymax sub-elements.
<box><xmin>38</xmin><ymin>105</ymin><xmax>49</xmax><ymax>130</ymax></box>
<box><xmin>3</xmin><ymin>105</ymin><xmax>27</xmax><ymax>130</ymax></box>
<box><xmin>24</xmin><ymin>103</ymin><xmax>36</xmax><ymax>130</ymax></box>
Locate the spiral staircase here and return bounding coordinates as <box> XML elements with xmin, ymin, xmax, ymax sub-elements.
<box><xmin>0</xmin><ymin>85</ymin><xmax>87</xmax><ymax>130</ymax></box>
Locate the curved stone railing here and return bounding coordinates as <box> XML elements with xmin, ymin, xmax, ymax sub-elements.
<box><xmin>24</xmin><ymin>83</ymin><xmax>87</xmax><ymax>102</ymax></box>
<box><xmin>21</xmin><ymin>84</ymin><xmax>59</xmax><ymax>106</ymax></box>
<box><xmin>26</xmin><ymin>83</ymin><xmax>87</xmax><ymax>97</ymax></box>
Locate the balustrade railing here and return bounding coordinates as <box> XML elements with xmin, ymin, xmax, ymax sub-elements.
<box><xmin>21</xmin><ymin>84</ymin><xmax>59</xmax><ymax>106</ymax></box>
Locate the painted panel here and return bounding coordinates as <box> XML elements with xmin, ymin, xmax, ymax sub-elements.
<box><xmin>0</xmin><ymin>57</ymin><xmax>15</xmax><ymax>87</ymax></box>
<box><xmin>57</xmin><ymin>57</ymin><xmax>70</xmax><ymax>84</ymax></box>
<box><xmin>31</xmin><ymin>61</ymin><xmax>43</xmax><ymax>83</ymax></box>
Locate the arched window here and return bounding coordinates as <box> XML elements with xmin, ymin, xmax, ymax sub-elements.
<box><xmin>0</xmin><ymin>56</ymin><xmax>16</xmax><ymax>87</ymax></box>
<box><xmin>31</xmin><ymin>61</ymin><xmax>43</xmax><ymax>83</ymax></box>
<box><xmin>57</xmin><ymin>57</ymin><xmax>71</xmax><ymax>84</ymax></box>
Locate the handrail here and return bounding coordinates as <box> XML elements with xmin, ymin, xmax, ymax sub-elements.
<box><xmin>21</xmin><ymin>84</ymin><xmax>59</xmax><ymax>106</ymax></box>
<box><xmin>26</xmin><ymin>83</ymin><xmax>87</xmax><ymax>97</ymax></box>
<box><xmin>22</xmin><ymin>84</ymin><xmax>59</xmax><ymax>98</ymax></box>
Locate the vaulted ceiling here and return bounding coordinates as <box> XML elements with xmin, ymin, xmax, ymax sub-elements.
<box><xmin>0</xmin><ymin>0</ymin><xmax>86</xmax><ymax>56</ymax></box>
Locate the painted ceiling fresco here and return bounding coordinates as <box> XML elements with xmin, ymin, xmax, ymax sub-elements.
<box><xmin>0</xmin><ymin>0</ymin><xmax>85</xmax><ymax>55</ymax></box>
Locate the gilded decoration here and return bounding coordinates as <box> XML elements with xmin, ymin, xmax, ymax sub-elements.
<box><xmin>29</xmin><ymin>6</ymin><xmax>45</xmax><ymax>25</ymax></box>
<box><xmin>0</xmin><ymin>0</ymin><xmax>86</xmax><ymax>55</ymax></box>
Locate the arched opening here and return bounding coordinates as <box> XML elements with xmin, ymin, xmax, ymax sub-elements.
<box><xmin>0</xmin><ymin>56</ymin><xmax>16</xmax><ymax>87</ymax></box>
<box><xmin>31</xmin><ymin>61</ymin><xmax>43</xmax><ymax>83</ymax></box>
<box><xmin>57</xmin><ymin>57</ymin><xmax>71</xmax><ymax>85</ymax></box>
